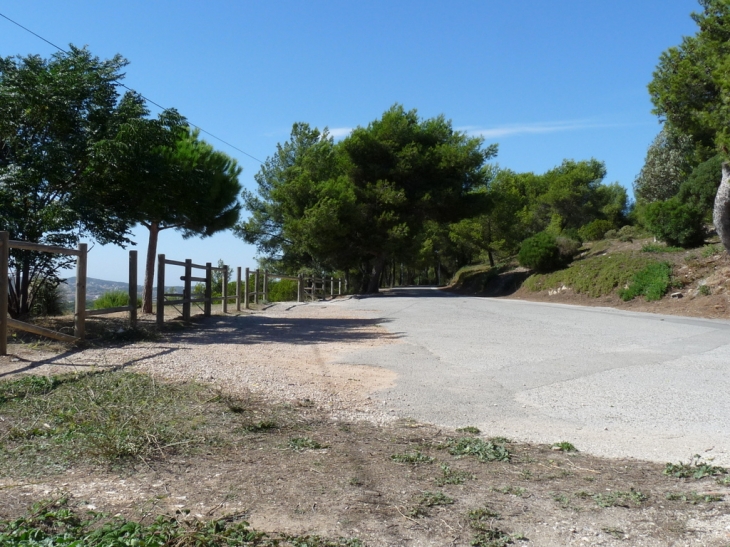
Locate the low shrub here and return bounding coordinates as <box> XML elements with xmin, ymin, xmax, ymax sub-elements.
<box><xmin>93</xmin><ymin>289</ymin><xmax>140</xmax><ymax>310</ymax></box>
<box><xmin>267</xmin><ymin>278</ymin><xmax>298</xmax><ymax>302</ymax></box>
<box><xmin>518</xmin><ymin>232</ymin><xmax>567</xmax><ymax>273</ymax></box>
<box><xmin>618</xmin><ymin>261</ymin><xmax>672</xmax><ymax>302</ymax></box>
<box><xmin>578</xmin><ymin>219</ymin><xmax>614</xmax><ymax>241</ymax></box>
<box><xmin>643</xmin><ymin>198</ymin><xmax>705</xmax><ymax>248</ymax></box>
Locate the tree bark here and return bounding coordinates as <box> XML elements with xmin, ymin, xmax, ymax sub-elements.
<box><xmin>366</xmin><ymin>255</ymin><xmax>386</xmax><ymax>293</ymax></box>
<box><xmin>142</xmin><ymin>221</ymin><xmax>161</xmax><ymax>314</ymax></box>
<box><xmin>715</xmin><ymin>162</ymin><xmax>730</xmax><ymax>254</ymax></box>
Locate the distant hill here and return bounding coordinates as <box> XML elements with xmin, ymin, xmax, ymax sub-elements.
<box><xmin>60</xmin><ymin>277</ymin><xmax>185</xmax><ymax>303</ymax></box>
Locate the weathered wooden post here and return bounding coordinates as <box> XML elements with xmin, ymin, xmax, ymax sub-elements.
<box><xmin>222</xmin><ymin>265</ymin><xmax>229</xmax><ymax>313</ymax></box>
<box><xmin>129</xmin><ymin>250</ymin><xmax>137</xmax><ymax>327</ymax></box>
<box><xmin>183</xmin><ymin>259</ymin><xmax>192</xmax><ymax>321</ymax></box>
<box><xmin>204</xmin><ymin>262</ymin><xmax>212</xmax><ymax>317</ymax></box>
<box><xmin>236</xmin><ymin>266</ymin><xmax>242</xmax><ymax>311</ymax></box>
<box><xmin>297</xmin><ymin>274</ymin><xmax>303</xmax><ymax>303</ymax></box>
<box><xmin>311</xmin><ymin>278</ymin><xmax>316</xmax><ymax>302</ymax></box>
<box><xmin>0</xmin><ymin>232</ymin><xmax>8</xmax><ymax>356</ymax></box>
<box><xmin>157</xmin><ymin>254</ymin><xmax>165</xmax><ymax>326</ymax></box>
<box><xmin>263</xmin><ymin>269</ymin><xmax>268</xmax><ymax>303</ymax></box>
<box><xmin>338</xmin><ymin>278</ymin><xmax>342</xmax><ymax>295</ymax></box>
<box><xmin>244</xmin><ymin>267</ymin><xmax>250</xmax><ymax>309</ymax></box>
<box><xmin>254</xmin><ymin>269</ymin><xmax>260</xmax><ymax>304</ymax></box>
<box><xmin>74</xmin><ymin>243</ymin><xmax>87</xmax><ymax>340</ymax></box>
<box><xmin>330</xmin><ymin>276</ymin><xmax>334</xmax><ymax>297</ymax></box>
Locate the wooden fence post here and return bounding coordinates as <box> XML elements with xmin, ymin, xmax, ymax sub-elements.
<box><xmin>297</xmin><ymin>274</ymin><xmax>303</xmax><ymax>303</ymax></box>
<box><xmin>0</xmin><ymin>232</ymin><xmax>8</xmax><ymax>356</ymax></box>
<box><xmin>157</xmin><ymin>254</ymin><xmax>165</xmax><ymax>326</ymax></box>
<box><xmin>236</xmin><ymin>266</ymin><xmax>241</xmax><ymax>311</ymax></box>
<box><xmin>254</xmin><ymin>269</ymin><xmax>259</xmax><ymax>304</ymax></box>
<box><xmin>244</xmin><ymin>267</ymin><xmax>250</xmax><ymax>309</ymax></box>
<box><xmin>74</xmin><ymin>243</ymin><xmax>87</xmax><ymax>340</ymax></box>
<box><xmin>182</xmin><ymin>259</ymin><xmax>192</xmax><ymax>321</ymax></box>
<box><xmin>129</xmin><ymin>250</ymin><xmax>137</xmax><ymax>328</ymax></box>
<box><xmin>330</xmin><ymin>276</ymin><xmax>334</xmax><ymax>297</ymax></box>
<box><xmin>310</xmin><ymin>278</ymin><xmax>315</xmax><ymax>302</ymax></box>
<box><xmin>204</xmin><ymin>263</ymin><xmax>212</xmax><ymax>317</ymax></box>
<box><xmin>222</xmin><ymin>265</ymin><xmax>229</xmax><ymax>313</ymax></box>
<box><xmin>263</xmin><ymin>269</ymin><xmax>268</xmax><ymax>303</ymax></box>
<box><xmin>338</xmin><ymin>278</ymin><xmax>342</xmax><ymax>296</ymax></box>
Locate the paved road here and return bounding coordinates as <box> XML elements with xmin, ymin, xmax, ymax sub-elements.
<box><xmin>329</xmin><ymin>287</ymin><xmax>730</xmax><ymax>465</ymax></box>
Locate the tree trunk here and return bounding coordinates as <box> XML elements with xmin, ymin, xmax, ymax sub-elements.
<box><xmin>715</xmin><ymin>162</ymin><xmax>730</xmax><ymax>253</ymax></box>
<box><xmin>366</xmin><ymin>255</ymin><xmax>386</xmax><ymax>293</ymax></box>
<box><xmin>142</xmin><ymin>221</ymin><xmax>161</xmax><ymax>314</ymax></box>
<box><xmin>487</xmin><ymin>249</ymin><xmax>495</xmax><ymax>267</ymax></box>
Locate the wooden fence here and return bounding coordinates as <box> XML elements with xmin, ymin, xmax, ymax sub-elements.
<box><xmin>1</xmin><ymin>234</ymin><xmax>345</xmax><ymax>352</ymax></box>
<box><xmin>0</xmin><ymin>231</ymin><xmax>142</xmax><ymax>355</ymax></box>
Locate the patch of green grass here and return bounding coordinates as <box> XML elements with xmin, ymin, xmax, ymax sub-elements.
<box><xmin>288</xmin><ymin>437</ymin><xmax>325</xmax><ymax>451</ymax></box>
<box><xmin>456</xmin><ymin>426</ymin><xmax>481</xmax><ymax>435</ymax></box>
<box><xmin>551</xmin><ymin>492</ymin><xmax>577</xmax><ymax>511</ymax></box>
<box><xmin>468</xmin><ymin>506</ymin><xmax>501</xmax><ymax>529</ymax></box>
<box><xmin>551</xmin><ymin>442</ymin><xmax>578</xmax><ymax>452</ymax></box>
<box><xmin>390</xmin><ymin>451</ymin><xmax>434</xmax><ymax>464</ymax></box>
<box><xmin>618</xmin><ymin>261</ymin><xmax>672</xmax><ymax>301</ymax></box>
<box><xmin>524</xmin><ymin>254</ymin><xmax>656</xmax><ymax>297</ymax></box>
<box><xmin>444</xmin><ymin>437</ymin><xmax>511</xmax><ymax>462</ymax></box>
<box><xmin>717</xmin><ymin>475</ymin><xmax>730</xmax><ymax>486</ymax></box>
<box><xmin>436</xmin><ymin>463</ymin><xmax>474</xmax><ymax>486</ymax></box>
<box><xmin>666</xmin><ymin>491</ymin><xmax>723</xmax><ymax>504</ymax></box>
<box><xmin>0</xmin><ymin>371</ymin><xmax>226</xmax><ymax>474</ymax></box>
<box><xmin>0</xmin><ymin>498</ymin><xmax>362</xmax><ymax>546</ymax></box>
<box><xmin>698</xmin><ymin>284</ymin><xmax>711</xmax><ymax>296</ymax></box>
<box><xmin>642</xmin><ymin>243</ymin><xmax>684</xmax><ymax>253</ymax></box>
<box><xmin>664</xmin><ymin>455</ymin><xmax>728</xmax><ymax>479</ymax></box>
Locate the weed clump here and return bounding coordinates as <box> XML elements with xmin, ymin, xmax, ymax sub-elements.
<box><xmin>288</xmin><ymin>437</ymin><xmax>325</xmax><ymax>451</ymax></box>
<box><xmin>0</xmin><ymin>498</ymin><xmax>362</xmax><ymax>546</ymax></box>
<box><xmin>391</xmin><ymin>451</ymin><xmax>434</xmax><ymax>464</ymax></box>
<box><xmin>445</xmin><ymin>437</ymin><xmax>511</xmax><ymax>462</ymax></box>
<box><xmin>436</xmin><ymin>463</ymin><xmax>474</xmax><ymax>486</ymax></box>
<box><xmin>664</xmin><ymin>455</ymin><xmax>728</xmax><ymax>479</ymax></box>
<box><xmin>666</xmin><ymin>491</ymin><xmax>723</xmax><ymax>504</ymax></box>
<box><xmin>552</xmin><ymin>442</ymin><xmax>578</xmax><ymax>452</ymax></box>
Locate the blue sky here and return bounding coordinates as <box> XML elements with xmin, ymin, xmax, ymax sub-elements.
<box><xmin>1</xmin><ymin>1</ymin><xmax>699</xmax><ymax>282</ymax></box>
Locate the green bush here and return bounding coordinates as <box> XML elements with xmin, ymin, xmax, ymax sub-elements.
<box><xmin>30</xmin><ymin>280</ymin><xmax>65</xmax><ymax>317</ymax></box>
<box><xmin>578</xmin><ymin>219</ymin><xmax>614</xmax><ymax>241</ymax></box>
<box><xmin>618</xmin><ymin>262</ymin><xmax>672</xmax><ymax>301</ymax></box>
<box><xmin>93</xmin><ymin>290</ymin><xmax>140</xmax><ymax>310</ymax></box>
<box><xmin>267</xmin><ymin>278</ymin><xmax>298</xmax><ymax>302</ymax></box>
<box><xmin>643</xmin><ymin>198</ymin><xmax>705</xmax><ymax>248</ymax></box>
<box><xmin>518</xmin><ymin>232</ymin><xmax>566</xmax><ymax>273</ymax></box>
<box><xmin>677</xmin><ymin>154</ymin><xmax>723</xmax><ymax>213</ymax></box>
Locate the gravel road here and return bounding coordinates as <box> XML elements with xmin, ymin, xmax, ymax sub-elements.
<box><xmin>329</xmin><ymin>287</ymin><xmax>730</xmax><ymax>466</ymax></box>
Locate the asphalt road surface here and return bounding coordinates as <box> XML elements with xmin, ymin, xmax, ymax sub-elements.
<box><xmin>330</xmin><ymin>287</ymin><xmax>730</xmax><ymax>465</ymax></box>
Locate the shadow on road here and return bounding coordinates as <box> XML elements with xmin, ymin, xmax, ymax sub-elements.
<box><xmin>176</xmin><ymin>314</ymin><xmax>401</xmax><ymax>346</ymax></box>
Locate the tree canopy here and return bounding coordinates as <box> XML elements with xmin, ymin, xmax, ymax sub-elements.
<box><xmin>237</xmin><ymin>105</ymin><xmax>496</xmax><ymax>292</ymax></box>
<box><xmin>0</xmin><ymin>46</ymin><xmax>146</xmax><ymax>317</ymax></box>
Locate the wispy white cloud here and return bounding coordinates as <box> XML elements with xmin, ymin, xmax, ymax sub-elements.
<box><xmin>459</xmin><ymin>120</ymin><xmax>623</xmax><ymax>139</ymax></box>
<box><xmin>327</xmin><ymin>127</ymin><xmax>353</xmax><ymax>139</ymax></box>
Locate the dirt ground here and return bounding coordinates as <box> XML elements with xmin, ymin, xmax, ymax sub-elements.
<box><xmin>2</xmin><ymin>244</ymin><xmax>730</xmax><ymax>545</ymax></box>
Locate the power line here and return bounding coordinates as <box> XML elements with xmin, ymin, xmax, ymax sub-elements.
<box><xmin>0</xmin><ymin>11</ymin><xmax>264</xmax><ymax>164</ymax></box>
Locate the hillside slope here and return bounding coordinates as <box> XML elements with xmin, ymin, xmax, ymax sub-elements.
<box><xmin>449</xmin><ymin>238</ymin><xmax>730</xmax><ymax>320</ymax></box>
